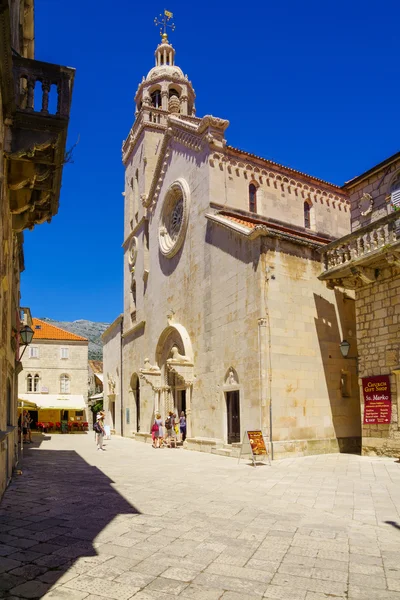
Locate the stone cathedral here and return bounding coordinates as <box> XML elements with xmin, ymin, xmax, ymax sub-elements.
<box><xmin>103</xmin><ymin>29</ymin><xmax>362</xmax><ymax>458</ymax></box>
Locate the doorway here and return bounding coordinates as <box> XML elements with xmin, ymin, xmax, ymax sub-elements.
<box><xmin>110</xmin><ymin>401</ymin><xmax>115</xmax><ymax>429</ymax></box>
<box><xmin>176</xmin><ymin>388</ymin><xmax>186</xmax><ymax>416</ymax></box>
<box><xmin>28</xmin><ymin>410</ymin><xmax>38</xmax><ymax>430</ymax></box>
<box><xmin>226</xmin><ymin>390</ymin><xmax>240</xmax><ymax>444</ymax></box>
<box><xmin>135</xmin><ymin>377</ymin><xmax>140</xmax><ymax>432</ymax></box>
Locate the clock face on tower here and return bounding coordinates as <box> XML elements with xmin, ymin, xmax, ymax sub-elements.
<box><xmin>158</xmin><ymin>179</ymin><xmax>190</xmax><ymax>258</ymax></box>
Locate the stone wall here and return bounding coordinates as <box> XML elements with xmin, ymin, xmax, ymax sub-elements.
<box><xmin>355</xmin><ymin>267</ymin><xmax>400</xmax><ymax>456</ymax></box>
<box><xmin>349</xmin><ymin>156</ymin><xmax>400</xmax><ymax>232</ymax></box>
<box><xmin>209</xmin><ymin>153</ymin><xmax>350</xmax><ymax>239</ymax></box>
<box><xmin>262</xmin><ymin>240</ymin><xmax>361</xmax><ymax>458</ymax></box>
<box><xmin>18</xmin><ymin>340</ymin><xmax>88</xmax><ymax>397</ymax></box>
<box><xmin>102</xmin><ymin>316</ymin><xmax>122</xmax><ymax>435</ymax></box>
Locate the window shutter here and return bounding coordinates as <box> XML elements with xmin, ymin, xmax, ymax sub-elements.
<box><xmin>391</xmin><ymin>189</ymin><xmax>400</xmax><ymax>207</ymax></box>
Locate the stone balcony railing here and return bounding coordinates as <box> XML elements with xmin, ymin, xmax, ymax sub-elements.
<box><xmin>7</xmin><ymin>56</ymin><xmax>75</xmax><ymax>232</ymax></box>
<box><xmin>319</xmin><ymin>211</ymin><xmax>400</xmax><ymax>286</ymax></box>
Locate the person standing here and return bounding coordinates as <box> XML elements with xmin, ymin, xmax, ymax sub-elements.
<box><xmin>26</xmin><ymin>413</ymin><xmax>33</xmax><ymax>444</ymax></box>
<box><xmin>22</xmin><ymin>410</ymin><xmax>28</xmax><ymax>444</ymax></box>
<box><xmin>95</xmin><ymin>411</ymin><xmax>106</xmax><ymax>450</ymax></box>
<box><xmin>179</xmin><ymin>411</ymin><xmax>186</xmax><ymax>442</ymax></box>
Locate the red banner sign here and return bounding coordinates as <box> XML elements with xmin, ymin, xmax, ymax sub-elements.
<box><xmin>247</xmin><ymin>431</ymin><xmax>267</xmax><ymax>455</ymax></box>
<box><xmin>362</xmin><ymin>375</ymin><xmax>392</xmax><ymax>424</ymax></box>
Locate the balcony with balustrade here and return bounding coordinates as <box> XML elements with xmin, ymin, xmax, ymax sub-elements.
<box><xmin>6</xmin><ymin>55</ymin><xmax>75</xmax><ymax>232</ymax></box>
<box><xmin>319</xmin><ymin>211</ymin><xmax>400</xmax><ymax>289</ymax></box>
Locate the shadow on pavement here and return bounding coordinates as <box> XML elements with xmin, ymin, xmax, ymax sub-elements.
<box><xmin>0</xmin><ymin>434</ymin><xmax>140</xmax><ymax>598</ymax></box>
<box><xmin>385</xmin><ymin>520</ymin><xmax>400</xmax><ymax>531</ymax></box>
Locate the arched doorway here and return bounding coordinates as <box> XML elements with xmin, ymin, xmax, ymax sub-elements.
<box><xmin>223</xmin><ymin>367</ymin><xmax>241</xmax><ymax>444</ymax></box>
<box><xmin>130</xmin><ymin>373</ymin><xmax>140</xmax><ymax>432</ymax></box>
<box><xmin>155</xmin><ymin>324</ymin><xmax>194</xmax><ymax>437</ymax></box>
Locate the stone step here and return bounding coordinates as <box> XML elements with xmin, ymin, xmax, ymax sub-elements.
<box><xmin>211</xmin><ymin>446</ymin><xmax>241</xmax><ymax>458</ymax></box>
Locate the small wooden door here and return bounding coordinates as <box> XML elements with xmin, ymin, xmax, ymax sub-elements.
<box><xmin>226</xmin><ymin>390</ymin><xmax>240</xmax><ymax>444</ymax></box>
<box><xmin>135</xmin><ymin>378</ymin><xmax>140</xmax><ymax>432</ymax></box>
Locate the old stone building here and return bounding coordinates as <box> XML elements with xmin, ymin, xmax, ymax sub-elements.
<box><xmin>104</xmin><ymin>31</ymin><xmax>362</xmax><ymax>459</ymax></box>
<box><xmin>0</xmin><ymin>1</ymin><xmax>74</xmax><ymax>495</ymax></box>
<box><xmin>18</xmin><ymin>318</ymin><xmax>89</xmax><ymax>426</ymax></box>
<box><xmin>320</xmin><ymin>152</ymin><xmax>400</xmax><ymax>457</ymax></box>
<box><xmin>102</xmin><ymin>315</ymin><xmax>123</xmax><ymax>434</ymax></box>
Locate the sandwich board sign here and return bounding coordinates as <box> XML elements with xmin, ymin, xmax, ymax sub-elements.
<box><xmin>238</xmin><ymin>430</ymin><xmax>271</xmax><ymax>466</ymax></box>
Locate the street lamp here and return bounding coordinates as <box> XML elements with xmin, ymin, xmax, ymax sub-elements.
<box><xmin>18</xmin><ymin>325</ymin><xmax>34</xmax><ymax>360</ymax></box>
<box><xmin>339</xmin><ymin>339</ymin><xmax>351</xmax><ymax>358</ymax></box>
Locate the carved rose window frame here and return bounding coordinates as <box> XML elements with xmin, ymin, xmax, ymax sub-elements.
<box><xmin>158</xmin><ymin>178</ymin><xmax>190</xmax><ymax>258</ymax></box>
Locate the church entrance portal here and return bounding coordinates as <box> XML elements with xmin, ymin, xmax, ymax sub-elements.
<box><xmin>226</xmin><ymin>391</ymin><xmax>240</xmax><ymax>444</ymax></box>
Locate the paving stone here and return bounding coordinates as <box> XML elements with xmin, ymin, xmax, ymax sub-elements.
<box><xmin>263</xmin><ymin>585</ymin><xmax>307</xmax><ymax>599</ymax></box>
<box><xmin>144</xmin><ymin>576</ymin><xmax>190</xmax><ymax>595</ymax></box>
<box><xmin>160</xmin><ymin>566</ymin><xmax>202</xmax><ymax>582</ymax></box>
<box><xmin>63</xmin><ymin>575</ymin><xmax>138</xmax><ymax>599</ymax></box>
<box><xmin>42</xmin><ymin>588</ymin><xmax>89</xmax><ymax>599</ymax></box>
<box><xmin>113</xmin><ymin>570</ymin><xmax>156</xmax><ymax>587</ymax></box>
<box><xmin>183</xmin><ymin>585</ymin><xmax>225</xmax><ymax>599</ymax></box>
<box><xmin>193</xmin><ymin>572</ymin><xmax>268</xmax><ymax>596</ymax></box>
<box><xmin>0</xmin><ymin>572</ymin><xmax>25</xmax><ymax>591</ymax></box>
<box><xmin>0</xmin><ymin>556</ymin><xmax>22</xmax><ymax>573</ymax></box>
<box><xmin>9</xmin><ymin>579</ymin><xmax>51</xmax><ymax>598</ymax></box>
<box><xmin>9</xmin><ymin>564</ymin><xmax>47</xmax><ymax>580</ymax></box>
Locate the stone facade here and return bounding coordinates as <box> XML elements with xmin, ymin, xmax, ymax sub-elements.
<box><xmin>104</xmin><ymin>33</ymin><xmax>363</xmax><ymax>459</ymax></box>
<box><xmin>18</xmin><ymin>319</ymin><xmax>89</xmax><ymax>423</ymax></box>
<box><xmin>0</xmin><ymin>2</ymin><xmax>73</xmax><ymax>497</ymax></box>
<box><xmin>102</xmin><ymin>315</ymin><xmax>123</xmax><ymax>435</ymax></box>
<box><xmin>320</xmin><ymin>153</ymin><xmax>400</xmax><ymax>457</ymax></box>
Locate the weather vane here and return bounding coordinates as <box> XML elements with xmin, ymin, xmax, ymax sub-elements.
<box><xmin>154</xmin><ymin>9</ymin><xmax>175</xmax><ymax>38</ymax></box>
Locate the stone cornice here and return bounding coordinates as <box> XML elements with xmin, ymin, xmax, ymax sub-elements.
<box><xmin>122</xmin><ymin>112</ymin><xmax>167</xmax><ymax>165</ymax></box>
<box><xmin>206</xmin><ymin>213</ymin><xmax>329</xmax><ymax>250</ymax></box>
<box><xmin>145</xmin><ymin>114</ymin><xmax>229</xmax><ymax>211</ymax></box>
<box><xmin>212</xmin><ymin>148</ymin><xmax>349</xmax><ymax>208</ymax></box>
<box><xmin>122</xmin><ymin>217</ymin><xmax>145</xmax><ymax>249</ymax></box>
<box><xmin>122</xmin><ymin>320</ymin><xmax>145</xmax><ymax>339</ymax></box>
<box><xmin>101</xmin><ymin>314</ymin><xmax>123</xmax><ymax>341</ymax></box>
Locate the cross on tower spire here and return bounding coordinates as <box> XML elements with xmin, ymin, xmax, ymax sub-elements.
<box><xmin>154</xmin><ymin>9</ymin><xmax>175</xmax><ymax>40</ymax></box>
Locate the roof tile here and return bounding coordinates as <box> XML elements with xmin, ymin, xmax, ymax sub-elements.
<box><xmin>32</xmin><ymin>318</ymin><xmax>88</xmax><ymax>342</ymax></box>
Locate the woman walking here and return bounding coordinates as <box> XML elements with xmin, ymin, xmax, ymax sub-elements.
<box><xmin>154</xmin><ymin>413</ymin><xmax>163</xmax><ymax>448</ymax></box>
<box><xmin>94</xmin><ymin>411</ymin><xmax>106</xmax><ymax>450</ymax></box>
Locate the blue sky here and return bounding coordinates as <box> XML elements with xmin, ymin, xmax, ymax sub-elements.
<box><xmin>21</xmin><ymin>0</ymin><xmax>399</xmax><ymax>323</ymax></box>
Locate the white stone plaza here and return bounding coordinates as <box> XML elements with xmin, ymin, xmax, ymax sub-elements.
<box><xmin>1</xmin><ymin>433</ymin><xmax>400</xmax><ymax>599</ymax></box>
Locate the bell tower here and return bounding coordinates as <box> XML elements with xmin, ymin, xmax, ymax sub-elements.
<box><xmin>133</xmin><ymin>20</ymin><xmax>196</xmax><ymax>119</ymax></box>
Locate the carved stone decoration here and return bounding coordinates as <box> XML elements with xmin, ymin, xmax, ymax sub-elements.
<box><xmin>359</xmin><ymin>193</ymin><xmax>373</xmax><ymax>217</ymax></box>
<box><xmin>224</xmin><ymin>367</ymin><xmax>239</xmax><ymax>386</ymax></box>
<box><xmin>128</xmin><ymin>236</ymin><xmax>138</xmax><ymax>267</ymax></box>
<box><xmin>142</xmin><ymin>358</ymin><xmax>160</xmax><ymax>372</ymax></box>
<box><xmin>158</xmin><ymin>178</ymin><xmax>190</xmax><ymax>258</ymax></box>
<box><xmin>107</xmin><ymin>373</ymin><xmax>116</xmax><ymax>395</ymax></box>
<box><xmin>167</xmin><ymin>345</ymin><xmax>192</xmax><ymax>363</ymax></box>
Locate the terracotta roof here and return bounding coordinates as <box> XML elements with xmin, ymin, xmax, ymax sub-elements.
<box><xmin>227</xmin><ymin>145</ymin><xmax>345</xmax><ymax>194</ymax></box>
<box><xmin>32</xmin><ymin>318</ymin><xmax>88</xmax><ymax>342</ymax></box>
<box><xmin>88</xmin><ymin>360</ymin><xmax>103</xmax><ymax>374</ymax></box>
<box><xmin>219</xmin><ymin>211</ymin><xmax>333</xmax><ymax>244</ymax></box>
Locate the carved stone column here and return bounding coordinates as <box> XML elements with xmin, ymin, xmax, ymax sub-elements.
<box><xmin>161</xmin><ymin>90</ymin><xmax>169</xmax><ymax>111</ymax></box>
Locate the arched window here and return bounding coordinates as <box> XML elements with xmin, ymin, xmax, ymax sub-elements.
<box><xmin>27</xmin><ymin>373</ymin><xmax>32</xmax><ymax>392</ymax></box>
<box><xmin>169</xmin><ymin>88</ymin><xmax>179</xmax><ymax>99</ymax></box>
<box><xmin>304</xmin><ymin>201</ymin><xmax>311</xmax><ymax>229</ymax></box>
<box><xmin>33</xmin><ymin>374</ymin><xmax>40</xmax><ymax>392</ymax></box>
<box><xmin>60</xmin><ymin>374</ymin><xmax>70</xmax><ymax>394</ymax></box>
<box><xmin>249</xmin><ymin>184</ymin><xmax>257</xmax><ymax>213</ymax></box>
<box><xmin>150</xmin><ymin>89</ymin><xmax>161</xmax><ymax>108</ymax></box>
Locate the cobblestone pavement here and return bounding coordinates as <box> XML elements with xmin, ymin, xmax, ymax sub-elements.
<box><xmin>1</xmin><ymin>434</ymin><xmax>400</xmax><ymax>600</ymax></box>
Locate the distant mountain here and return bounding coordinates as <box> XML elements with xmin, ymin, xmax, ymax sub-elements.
<box><xmin>39</xmin><ymin>318</ymin><xmax>110</xmax><ymax>360</ymax></box>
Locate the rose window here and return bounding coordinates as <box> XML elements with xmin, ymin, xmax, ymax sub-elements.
<box><xmin>158</xmin><ymin>179</ymin><xmax>190</xmax><ymax>258</ymax></box>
